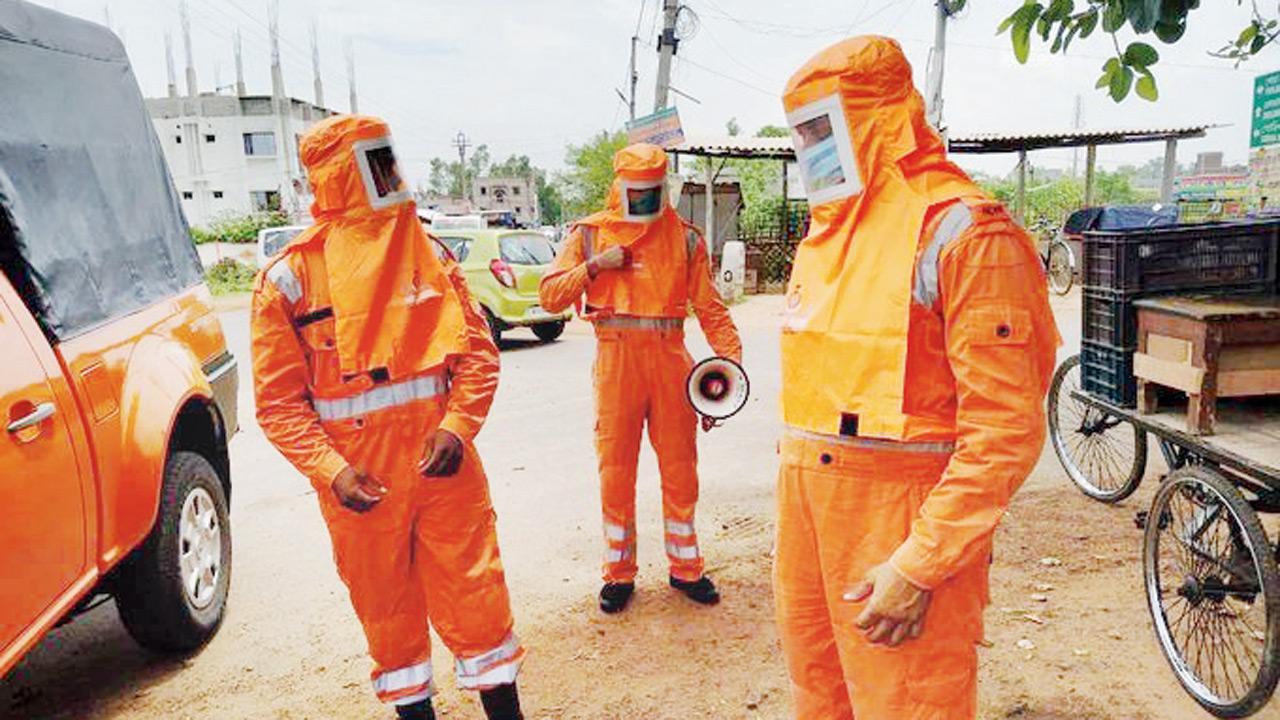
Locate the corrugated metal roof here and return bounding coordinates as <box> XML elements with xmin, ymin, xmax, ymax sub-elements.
<box><xmin>668</xmin><ymin>125</ymin><xmax>1222</xmax><ymax>159</ymax></box>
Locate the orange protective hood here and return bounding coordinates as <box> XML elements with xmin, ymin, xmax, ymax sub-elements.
<box><xmin>298</xmin><ymin>115</ymin><xmax>467</xmax><ymax>379</ymax></box>
<box><xmin>579</xmin><ymin>143</ymin><xmax>682</xmax><ymax>248</ymax></box>
<box><xmin>779</xmin><ymin>36</ymin><xmax>980</xmax><ymax>439</ymax></box>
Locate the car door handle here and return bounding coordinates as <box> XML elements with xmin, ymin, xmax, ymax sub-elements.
<box><xmin>8</xmin><ymin>402</ymin><xmax>55</xmax><ymax>433</ymax></box>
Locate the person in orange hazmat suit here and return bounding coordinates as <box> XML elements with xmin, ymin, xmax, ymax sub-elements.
<box><xmin>251</xmin><ymin>115</ymin><xmax>525</xmax><ymax>720</ymax></box>
<box><xmin>773</xmin><ymin>36</ymin><xmax>1060</xmax><ymax>720</ymax></box>
<box><xmin>539</xmin><ymin>143</ymin><xmax>743</xmax><ymax>614</ymax></box>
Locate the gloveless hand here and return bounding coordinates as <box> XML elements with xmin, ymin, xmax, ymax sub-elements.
<box><xmin>845</xmin><ymin>562</ymin><xmax>932</xmax><ymax>647</ymax></box>
<box><xmin>331</xmin><ymin>466</ymin><xmax>387</xmax><ymax>513</ymax></box>
<box><xmin>418</xmin><ymin>429</ymin><xmax>465</xmax><ymax>477</ymax></box>
<box><xmin>587</xmin><ymin>246</ymin><xmax>631</xmax><ymax>278</ymax></box>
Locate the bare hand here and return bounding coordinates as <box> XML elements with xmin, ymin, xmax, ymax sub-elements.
<box><xmin>846</xmin><ymin>562</ymin><xmax>932</xmax><ymax>647</ymax></box>
<box><xmin>588</xmin><ymin>246</ymin><xmax>631</xmax><ymax>277</ymax></box>
<box><xmin>331</xmin><ymin>466</ymin><xmax>387</xmax><ymax>513</ymax></box>
<box><xmin>418</xmin><ymin>429</ymin><xmax>465</xmax><ymax>477</ymax></box>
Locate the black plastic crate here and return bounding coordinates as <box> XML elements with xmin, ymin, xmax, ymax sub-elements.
<box><xmin>1083</xmin><ymin>220</ymin><xmax>1279</xmax><ymax>294</ymax></box>
<box><xmin>1082</xmin><ymin>289</ymin><xmax>1137</xmax><ymax>350</ymax></box>
<box><xmin>1081</xmin><ymin>340</ymin><xmax>1137</xmax><ymax>408</ymax></box>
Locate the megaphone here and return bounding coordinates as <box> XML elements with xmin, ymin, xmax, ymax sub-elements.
<box><xmin>686</xmin><ymin>356</ymin><xmax>750</xmax><ymax>426</ymax></box>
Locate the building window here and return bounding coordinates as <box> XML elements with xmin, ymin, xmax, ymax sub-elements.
<box><xmin>250</xmin><ymin>190</ymin><xmax>281</xmax><ymax>211</ymax></box>
<box><xmin>513</xmin><ymin>186</ymin><xmax>521</xmax><ymax>196</ymax></box>
<box><xmin>205</xmin><ymin>134</ymin><xmax>216</xmax><ymax>143</ymax></box>
<box><xmin>515</xmin><ymin>206</ymin><xmax>522</xmax><ymax>213</ymax></box>
<box><xmin>212</xmin><ymin>191</ymin><xmax>224</xmax><ymax>199</ymax></box>
<box><xmin>175</xmin><ymin>135</ymin><xmax>183</xmax><ymax>144</ymax></box>
<box><xmin>243</xmin><ymin>132</ymin><xmax>277</xmax><ymax>157</ymax></box>
<box><xmin>181</xmin><ymin>191</ymin><xmax>194</xmax><ymax>200</ymax></box>
<box><xmin>480</xmin><ymin>186</ymin><xmax>487</xmax><ymax>196</ymax></box>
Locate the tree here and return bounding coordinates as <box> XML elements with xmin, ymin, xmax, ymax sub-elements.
<box><xmin>560</xmin><ymin>130</ymin><xmax>628</xmax><ymax>219</ymax></box>
<box><xmin>998</xmin><ymin>1</ymin><xmax>1277</xmax><ymax>103</ymax></box>
<box><xmin>424</xmin><ymin>146</ymin><xmax>491</xmax><ymax>197</ymax></box>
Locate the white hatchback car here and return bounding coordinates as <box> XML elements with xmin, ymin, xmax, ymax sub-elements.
<box><xmin>255</xmin><ymin>225</ymin><xmax>308</xmax><ymax>268</ymax></box>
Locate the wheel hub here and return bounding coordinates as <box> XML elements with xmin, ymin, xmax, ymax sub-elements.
<box><xmin>179</xmin><ymin>487</ymin><xmax>221</xmax><ymax>610</ymax></box>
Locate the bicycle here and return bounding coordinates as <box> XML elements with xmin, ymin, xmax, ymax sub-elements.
<box><xmin>1028</xmin><ymin>217</ymin><xmax>1076</xmax><ymax>296</ymax></box>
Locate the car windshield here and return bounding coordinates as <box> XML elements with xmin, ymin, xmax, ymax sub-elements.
<box><xmin>499</xmin><ymin>233</ymin><xmax>555</xmax><ymax>266</ymax></box>
<box><xmin>436</xmin><ymin>237</ymin><xmax>472</xmax><ymax>262</ymax></box>
<box><xmin>262</xmin><ymin>228</ymin><xmax>304</xmax><ymax>258</ymax></box>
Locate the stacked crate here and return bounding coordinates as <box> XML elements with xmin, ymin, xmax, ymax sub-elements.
<box><xmin>1080</xmin><ymin>220</ymin><xmax>1280</xmax><ymax>406</ymax></box>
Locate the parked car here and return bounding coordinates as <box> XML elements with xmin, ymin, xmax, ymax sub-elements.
<box><xmin>429</xmin><ymin>227</ymin><xmax>571</xmax><ymax>343</ymax></box>
<box><xmin>1</xmin><ymin>2</ymin><xmax>237</xmax><ymax>676</ymax></box>
<box><xmin>256</xmin><ymin>224</ymin><xmax>307</xmax><ymax>267</ymax></box>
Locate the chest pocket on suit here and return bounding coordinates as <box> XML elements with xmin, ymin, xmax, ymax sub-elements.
<box><xmin>294</xmin><ymin>308</ymin><xmax>339</xmax><ymax>385</ymax></box>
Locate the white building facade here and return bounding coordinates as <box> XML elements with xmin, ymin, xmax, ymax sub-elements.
<box><xmin>146</xmin><ymin>94</ymin><xmax>336</xmax><ymax>228</ymax></box>
<box><xmin>473</xmin><ymin>176</ymin><xmax>540</xmax><ymax>227</ymax></box>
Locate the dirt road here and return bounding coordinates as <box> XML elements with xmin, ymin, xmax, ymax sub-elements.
<box><xmin>1</xmin><ymin>294</ymin><xmax>1258</xmax><ymax>719</ymax></box>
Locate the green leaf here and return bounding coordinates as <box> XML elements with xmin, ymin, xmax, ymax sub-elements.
<box><xmin>1124</xmin><ymin>0</ymin><xmax>1161</xmax><ymax>33</ymax></box>
<box><xmin>1153</xmin><ymin>18</ymin><xmax>1185</xmax><ymax>43</ymax></box>
<box><xmin>1136</xmin><ymin>70</ymin><xmax>1158</xmax><ymax>100</ymax></box>
<box><xmin>1011</xmin><ymin>5</ymin><xmax>1043</xmax><ymax>63</ymax></box>
<box><xmin>1063</xmin><ymin>19</ymin><xmax>1082</xmax><ymax>50</ymax></box>
<box><xmin>1239</xmin><ymin>23</ymin><xmax>1259</xmax><ymax>47</ymax></box>
<box><xmin>1252</xmin><ymin>33</ymin><xmax>1268</xmax><ymax>54</ymax></box>
<box><xmin>1096</xmin><ymin>72</ymin><xmax>1111</xmax><ymax>89</ymax></box>
<box><xmin>1124</xmin><ymin>41</ymin><xmax>1159</xmax><ymax>68</ymax></box>
<box><xmin>1037</xmin><ymin>15</ymin><xmax>1053</xmax><ymax>40</ymax></box>
<box><xmin>1097</xmin><ymin>57</ymin><xmax>1119</xmax><ymax>88</ymax></box>
<box><xmin>1102</xmin><ymin>1</ymin><xmax>1126</xmax><ymax>32</ymax></box>
<box><xmin>1046</xmin><ymin>0</ymin><xmax>1073</xmax><ymax>21</ymax></box>
<box><xmin>1052</xmin><ymin>20</ymin><xmax>1069</xmax><ymax>52</ymax></box>
<box><xmin>1079</xmin><ymin>9</ymin><xmax>1099</xmax><ymax>38</ymax></box>
<box><xmin>997</xmin><ymin>12</ymin><xmax>1018</xmax><ymax>34</ymax></box>
<box><xmin>1110</xmin><ymin>65</ymin><xmax>1134</xmax><ymax>101</ymax></box>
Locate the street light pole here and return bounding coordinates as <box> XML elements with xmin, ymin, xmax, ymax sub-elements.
<box><xmin>925</xmin><ymin>0</ymin><xmax>954</xmax><ymax>131</ymax></box>
<box><xmin>654</xmin><ymin>0</ymin><xmax>679</xmax><ymax>112</ymax></box>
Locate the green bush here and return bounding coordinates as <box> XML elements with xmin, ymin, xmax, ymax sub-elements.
<box><xmin>205</xmin><ymin>258</ymin><xmax>257</xmax><ymax>296</ymax></box>
<box><xmin>190</xmin><ymin>211</ymin><xmax>290</xmax><ymax>245</ymax></box>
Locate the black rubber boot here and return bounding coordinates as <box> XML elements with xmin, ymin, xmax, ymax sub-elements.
<box><xmin>598</xmin><ymin>582</ymin><xmax>635</xmax><ymax>614</ymax></box>
<box><xmin>670</xmin><ymin>575</ymin><xmax>720</xmax><ymax>605</ymax></box>
<box><xmin>395</xmin><ymin>698</ymin><xmax>436</xmax><ymax>720</ymax></box>
<box><xmin>480</xmin><ymin>682</ymin><xmax>524</xmax><ymax>720</ymax></box>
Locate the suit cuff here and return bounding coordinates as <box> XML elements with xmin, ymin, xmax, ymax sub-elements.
<box><xmin>438</xmin><ymin>414</ymin><xmax>476</xmax><ymax>444</ymax></box>
<box><xmin>313</xmin><ymin>450</ymin><xmax>351</xmax><ymax>494</ymax></box>
<box><xmin>888</xmin><ymin>537</ymin><xmax>943</xmax><ymax>591</ymax></box>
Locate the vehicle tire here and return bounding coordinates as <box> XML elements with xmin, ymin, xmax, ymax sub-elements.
<box><xmin>1047</xmin><ymin>355</ymin><xmax>1148</xmax><ymax>503</ymax></box>
<box><xmin>115</xmin><ymin>451</ymin><xmax>231</xmax><ymax>654</ymax></box>
<box><xmin>1144</xmin><ymin>466</ymin><xmax>1280</xmax><ymax>718</ymax></box>
<box><xmin>533</xmin><ymin>320</ymin><xmax>565</xmax><ymax>343</ymax></box>
<box><xmin>1047</xmin><ymin>239</ymin><xmax>1075</xmax><ymax>296</ymax></box>
<box><xmin>483</xmin><ymin>307</ymin><xmax>502</xmax><ymax>346</ymax></box>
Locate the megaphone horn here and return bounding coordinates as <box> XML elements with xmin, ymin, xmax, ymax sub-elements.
<box><xmin>686</xmin><ymin>356</ymin><xmax>750</xmax><ymax>423</ymax></box>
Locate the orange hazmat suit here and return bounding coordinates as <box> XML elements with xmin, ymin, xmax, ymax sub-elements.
<box><xmin>539</xmin><ymin>143</ymin><xmax>742</xmax><ymax>585</ymax></box>
<box><xmin>774</xmin><ymin>37</ymin><xmax>1060</xmax><ymax>719</ymax></box>
<box><xmin>251</xmin><ymin>115</ymin><xmax>523</xmax><ymax>708</ymax></box>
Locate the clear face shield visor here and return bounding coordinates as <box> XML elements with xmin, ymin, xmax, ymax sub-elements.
<box><xmin>619</xmin><ymin>179</ymin><xmax>666</xmax><ymax>223</ymax></box>
<box><xmin>354</xmin><ymin>136</ymin><xmax>413</xmax><ymax>210</ymax></box>
<box><xmin>787</xmin><ymin>95</ymin><xmax>862</xmax><ymax>206</ymax></box>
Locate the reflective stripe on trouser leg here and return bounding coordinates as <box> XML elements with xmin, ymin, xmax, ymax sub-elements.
<box><xmin>373</xmin><ymin>660</ymin><xmax>437</xmax><ymax>706</ymax></box>
<box><xmin>647</xmin><ymin>340</ymin><xmax>703</xmax><ymax>581</ymax></box>
<box><xmin>775</xmin><ymin>435</ymin><xmax>981</xmax><ymax>720</ymax></box>
<box><xmin>454</xmin><ymin>631</ymin><xmax>526</xmax><ymax>690</ymax></box>
<box><xmin>595</xmin><ymin>336</ymin><xmax>646</xmax><ymax>583</ymax></box>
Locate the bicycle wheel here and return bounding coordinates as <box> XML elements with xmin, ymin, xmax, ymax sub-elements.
<box><xmin>1047</xmin><ymin>240</ymin><xmax>1074</xmax><ymax>295</ymax></box>
<box><xmin>1144</xmin><ymin>466</ymin><xmax>1280</xmax><ymax>718</ymax></box>
<box><xmin>1047</xmin><ymin>355</ymin><xmax>1148</xmax><ymax>503</ymax></box>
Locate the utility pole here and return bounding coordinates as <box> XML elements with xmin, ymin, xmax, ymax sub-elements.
<box><xmin>653</xmin><ymin>0</ymin><xmax>679</xmax><ymax>112</ymax></box>
<box><xmin>924</xmin><ymin>0</ymin><xmax>956</xmax><ymax>130</ymax></box>
<box><xmin>628</xmin><ymin>36</ymin><xmax>638</xmax><ymax>120</ymax></box>
<box><xmin>311</xmin><ymin>20</ymin><xmax>325</xmax><ymax>109</ymax></box>
<box><xmin>452</xmin><ymin>131</ymin><xmax>472</xmax><ymax>203</ymax></box>
<box><xmin>345</xmin><ymin>38</ymin><xmax>359</xmax><ymax>114</ymax></box>
<box><xmin>179</xmin><ymin>0</ymin><xmax>197</xmax><ymax>98</ymax></box>
<box><xmin>164</xmin><ymin>32</ymin><xmax>178</xmax><ymax>98</ymax></box>
<box><xmin>234</xmin><ymin>29</ymin><xmax>247</xmax><ymax>96</ymax></box>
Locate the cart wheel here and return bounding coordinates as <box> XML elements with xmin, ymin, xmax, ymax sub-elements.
<box><xmin>1047</xmin><ymin>240</ymin><xmax>1074</xmax><ymax>296</ymax></box>
<box><xmin>1048</xmin><ymin>354</ymin><xmax>1148</xmax><ymax>503</ymax></box>
<box><xmin>1144</xmin><ymin>466</ymin><xmax>1280</xmax><ymax>718</ymax></box>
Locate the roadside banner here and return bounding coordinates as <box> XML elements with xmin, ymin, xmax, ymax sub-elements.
<box><xmin>627</xmin><ymin>107</ymin><xmax>685</xmax><ymax>148</ymax></box>
<box><xmin>1250</xmin><ymin>70</ymin><xmax>1280</xmax><ymax>210</ymax></box>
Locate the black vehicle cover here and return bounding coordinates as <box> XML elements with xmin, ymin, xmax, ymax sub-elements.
<box><xmin>0</xmin><ymin>1</ymin><xmax>204</xmax><ymax>341</ymax></box>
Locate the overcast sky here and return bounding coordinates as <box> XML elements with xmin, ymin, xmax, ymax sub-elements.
<box><xmin>34</xmin><ymin>0</ymin><xmax>1280</xmax><ymax>183</ymax></box>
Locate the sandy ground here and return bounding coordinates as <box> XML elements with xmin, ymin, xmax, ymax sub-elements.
<box><xmin>2</xmin><ymin>292</ymin><xmax>1273</xmax><ymax>720</ymax></box>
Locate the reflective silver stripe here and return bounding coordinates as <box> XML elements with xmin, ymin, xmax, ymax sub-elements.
<box><xmin>455</xmin><ymin>632</ymin><xmax>521</xmax><ymax>679</ymax></box>
<box><xmin>912</xmin><ymin>202</ymin><xmax>973</xmax><ymax>307</ymax></box>
<box><xmin>664</xmin><ymin>519</ymin><xmax>696</xmax><ymax>537</ymax></box>
<box><xmin>604</xmin><ymin>522</ymin><xmax>633</xmax><ymax>542</ymax></box>
<box><xmin>787</xmin><ymin>427</ymin><xmax>955</xmax><ymax>454</ymax></box>
<box><xmin>665</xmin><ymin>541</ymin><xmax>700</xmax><ymax>560</ymax></box>
<box><xmin>580</xmin><ymin>225</ymin><xmax>596</xmax><ymax>261</ymax></box>
<box><xmin>314</xmin><ymin>373</ymin><xmax>447</xmax><ymax>421</ymax></box>
<box><xmin>266</xmin><ymin>261</ymin><xmax>303</xmax><ymax>304</ymax></box>
<box><xmin>392</xmin><ymin>689</ymin><xmax>435</xmax><ymax>707</ymax></box>
<box><xmin>457</xmin><ymin>660</ymin><xmax>521</xmax><ymax>690</ymax></box>
<box><xmin>605</xmin><ymin>546</ymin><xmax>634</xmax><ymax>563</ymax></box>
<box><xmin>373</xmin><ymin>660</ymin><xmax>435</xmax><ymax>696</ymax></box>
<box><xmin>594</xmin><ymin>316</ymin><xmax>684</xmax><ymax>331</ymax></box>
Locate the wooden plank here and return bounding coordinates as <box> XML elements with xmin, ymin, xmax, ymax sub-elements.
<box><xmin>1219</xmin><ymin>368</ymin><xmax>1280</xmax><ymax>397</ymax></box>
<box><xmin>1134</xmin><ymin>352</ymin><xmax>1204</xmax><ymax>394</ymax></box>
<box><xmin>1147</xmin><ymin>334</ymin><xmax>1191</xmax><ymax>363</ymax></box>
<box><xmin>1220</xmin><ymin>344</ymin><xmax>1280</xmax><ymax>371</ymax></box>
<box><xmin>1133</xmin><ymin>295</ymin><xmax>1280</xmax><ymax>322</ymax></box>
<box><xmin>1142</xmin><ymin>404</ymin><xmax>1280</xmax><ymax>471</ymax></box>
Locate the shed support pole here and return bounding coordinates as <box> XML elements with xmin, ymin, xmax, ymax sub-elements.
<box><xmin>704</xmin><ymin>159</ymin><xmax>715</xmax><ymax>254</ymax></box>
<box><xmin>1085</xmin><ymin>144</ymin><xmax>1097</xmax><ymax>206</ymax></box>
<box><xmin>1016</xmin><ymin>149</ymin><xmax>1027</xmax><ymax>224</ymax></box>
<box><xmin>1161</xmin><ymin>138</ymin><xmax>1178</xmax><ymax>204</ymax></box>
<box><xmin>781</xmin><ymin>160</ymin><xmax>789</xmax><ymax>242</ymax></box>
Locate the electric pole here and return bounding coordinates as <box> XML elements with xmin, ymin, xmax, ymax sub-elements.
<box><xmin>925</xmin><ymin>0</ymin><xmax>957</xmax><ymax>130</ymax></box>
<box><xmin>654</xmin><ymin>0</ymin><xmax>679</xmax><ymax>112</ymax></box>
<box><xmin>452</xmin><ymin>131</ymin><xmax>472</xmax><ymax>202</ymax></box>
<box><xmin>629</xmin><ymin>36</ymin><xmax>639</xmax><ymax>120</ymax></box>
<box><xmin>1071</xmin><ymin>94</ymin><xmax>1084</xmax><ymax>177</ymax></box>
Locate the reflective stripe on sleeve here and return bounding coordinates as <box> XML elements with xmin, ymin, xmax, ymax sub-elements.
<box><xmin>314</xmin><ymin>373</ymin><xmax>448</xmax><ymax>421</ymax></box>
<box><xmin>266</xmin><ymin>261</ymin><xmax>303</xmax><ymax>304</ymax></box>
<box><xmin>912</xmin><ymin>202</ymin><xmax>973</xmax><ymax>307</ymax></box>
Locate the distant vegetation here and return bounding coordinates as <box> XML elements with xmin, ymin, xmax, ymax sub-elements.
<box><xmin>205</xmin><ymin>258</ymin><xmax>256</xmax><ymax>295</ymax></box>
<box><xmin>191</xmin><ymin>211</ymin><xmax>290</xmax><ymax>245</ymax></box>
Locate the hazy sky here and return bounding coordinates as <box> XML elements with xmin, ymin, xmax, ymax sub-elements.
<box><xmin>33</xmin><ymin>0</ymin><xmax>1280</xmax><ymax>183</ymax></box>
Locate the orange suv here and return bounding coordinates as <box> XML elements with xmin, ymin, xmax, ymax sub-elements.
<box><xmin>1</xmin><ymin>2</ymin><xmax>237</xmax><ymax>676</ymax></box>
